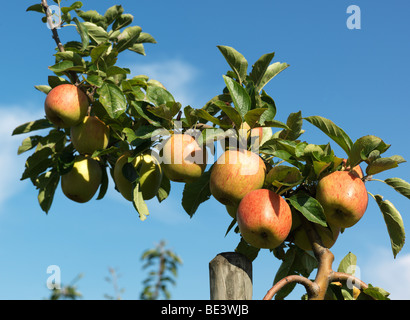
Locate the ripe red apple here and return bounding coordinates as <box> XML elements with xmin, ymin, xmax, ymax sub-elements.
<box><xmin>161</xmin><ymin>133</ymin><xmax>207</xmax><ymax>184</ymax></box>
<box><xmin>70</xmin><ymin>116</ymin><xmax>110</xmax><ymax>155</ymax></box>
<box><xmin>237</xmin><ymin>189</ymin><xmax>292</xmax><ymax>249</ymax></box>
<box><xmin>113</xmin><ymin>152</ymin><xmax>163</xmax><ymax>201</ymax></box>
<box><xmin>44</xmin><ymin>84</ymin><xmax>89</xmax><ymax>128</ymax></box>
<box><xmin>61</xmin><ymin>156</ymin><xmax>102</xmax><ymax>203</ymax></box>
<box><xmin>210</xmin><ymin>149</ymin><xmax>266</xmax><ymax>207</ymax></box>
<box><xmin>315</xmin><ymin>171</ymin><xmax>368</xmax><ymax>228</ymax></box>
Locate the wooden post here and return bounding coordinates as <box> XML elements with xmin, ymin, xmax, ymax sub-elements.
<box><xmin>209</xmin><ymin>252</ymin><xmax>252</xmax><ymax>300</ymax></box>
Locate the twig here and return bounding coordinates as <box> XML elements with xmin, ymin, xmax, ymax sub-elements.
<box><xmin>41</xmin><ymin>0</ymin><xmax>79</xmax><ymax>84</ymax></box>
<box><xmin>41</xmin><ymin>0</ymin><xmax>65</xmax><ymax>52</ymax></box>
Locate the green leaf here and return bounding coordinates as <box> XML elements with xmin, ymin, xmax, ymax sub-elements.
<box><xmin>136</xmin><ymin>32</ymin><xmax>157</xmax><ymax>44</ymax></box>
<box><xmin>34</xmin><ymin>85</ymin><xmax>52</xmax><ymax>94</ymax></box>
<box><xmin>235</xmin><ymin>237</ymin><xmax>260</xmax><ymax>262</ymax></box>
<box><xmin>104</xmin><ymin>5</ymin><xmax>124</xmax><ymax>26</ymax></box>
<box><xmin>36</xmin><ymin>170</ymin><xmax>60</xmax><ymax>214</ymax></box>
<box><xmin>257</xmin><ymin>62</ymin><xmax>289</xmax><ymax>92</ymax></box>
<box><xmin>279</xmin><ymin>111</ymin><xmax>303</xmax><ymax>141</ymax></box>
<box><xmin>54</xmin><ymin>51</ymin><xmax>84</xmax><ymax>67</ymax></box>
<box><xmin>249</xmin><ymin>52</ymin><xmax>275</xmax><ymax>89</ymax></box>
<box><xmin>304</xmin><ymin>115</ymin><xmax>353</xmax><ymax>156</ymax></box>
<box><xmin>348</xmin><ymin>135</ymin><xmax>390</xmax><ymax>167</ymax></box>
<box><xmin>112</xmin><ymin>14</ymin><xmax>134</xmax><ymax>31</ymax></box>
<box><xmin>194</xmin><ymin>109</ymin><xmax>227</xmax><ymax>128</ymax></box>
<box><xmin>258</xmin><ymin>90</ymin><xmax>277</xmax><ymax>124</ymax></box>
<box><xmin>217</xmin><ymin>102</ymin><xmax>242</xmax><ymax>129</ymax></box>
<box><xmin>374</xmin><ymin>194</ymin><xmax>406</xmax><ymax>258</ymax></box>
<box><xmin>366</xmin><ymin>155</ymin><xmax>406</xmax><ymax>175</ymax></box>
<box><xmin>183</xmin><ymin>106</ymin><xmax>198</xmax><ymax>127</ymax></box>
<box><xmin>181</xmin><ymin>170</ymin><xmax>212</xmax><ymax>217</ymax></box>
<box><xmin>337</xmin><ymin>252</ymin><xmax>357</xmax><ymax>275</ymax></box>
<box><xmin>217</xmin><ymin>45</ymin><xmax>248</xmax><ymax>85</ymax></box>
<box><xmin>145</xmin><ymin>85</ymin><xmax>174</xmax><ymax>106</ymax></box>
<box><xmin>18</xmin><ymin>135</ymin><xmax>42</xmax><ymax>155</ymax></box>
<box><xmin>21</xmin><ymin>148</ymin><xmax>54</xmax><ymax>181</ymax></box>
<box><xmin>75</xmin><ymin>10</ymin><xmax>106</xmax><ymax>26</ymax></box>
<box><xmin>73</xmin><ymin>17</ymin><xmax>89</xmax><ymax>51</ymax></box>
<box><xmin>223</xmin><ymin>75</ymin><xmax>251</xmax><ymax>119</ymax></box>
<box><xmin>90</xmin><ymin>43</ymin><xmax>111</xmax><ymax>64</ymax></box>
<box><xmin>61</xmin><ymin>2</ymin><xmax>83</xmax><ymax>14</ymax></box>
<box><xmin>85</xmin><ymin>74</ymin><xmax>104</xmax><ymax>87</ymax></box>
<box><xmin>96</xmin><ymin>166</ymin><xmax>109</xmax><ymax>200</ymax></box>
<box><xmin>129</xmin><ymin>101</ymin><xmax>162</xmax><ymax>127</ymax></box>
<box><xmin>288</xmin><ymin>192</ymin><xmax>327</xmax><ymax>227</ymax></box>
<box><xmin>384</xmin><ymin>178</ymin><xmax>410</xmax><ymax>200</ymax></box>
<box><xmin>82</xmin><ymin>22</ymin><xmax>109</xmax><ymax>44</ymax></box>
<box><xmin>12</xmin><ymin>119</ymin><xmax>54</xmax><ymax>135</ymax></box>
<box><xmin>128</xmin><ymin>43</ymin><xmax>145</xmax><ymax>55</ymax></box>
<box><xmin>156</xmin><ymin>175</ymin><xmax>171</xmax><ymax>203</ymax></box>
<box><xmin>97</xmin><ymin>82</ymin><xmax>126</xmax><ymax>119</ymax></box>
<box><xmin>48</xmin><ymin>76</ymin><xmax>70</xmax><ymax>88</ymax></box>
<box><xmin>106</xmin><ymin>66</ymin><xmax>130</xmax><ymax>77</ymax></box>
<box><xmin>114</xmin><ymin>26</ymin><xmax>142</xmax><ymax>52</ymax></box>
<box><xmin>147</xmin><ymin>102</ymin><xmax>181</xmax><ymax>122</ymax></box>
<box><xmin>26</xmin><ymin>4</ymin><xmax>45</xmax><ymax>13</ymax></box>
<box><xmin>361</xmin><ymin>284</ymin><xmax>390</xmax><ymax>300</ymax></box>
<box><xmin>244</xmin><ymin>108</ymin><xmax>268</xmax><ymax>128</ymax></box>
<box><xmin>48</xmin><ymin>60</ymin><xmax>74</xmax><ymax>73</ymax></box>
<box><xmin>132</xmin><ymin>182</ymin><xmax>150</xmax><ymax>221</ymax></box>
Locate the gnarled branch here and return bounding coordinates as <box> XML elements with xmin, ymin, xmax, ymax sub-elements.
<box><xmin>263</xmin><ymin>275</ymin><xmax>318</xmax><ymax>300</ymax></box>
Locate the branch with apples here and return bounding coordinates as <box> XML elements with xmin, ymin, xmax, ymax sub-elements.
<box><xmin>13</xmin><ymin>1</ymin><xmax>409</xmax><ymax>300</ymax></box>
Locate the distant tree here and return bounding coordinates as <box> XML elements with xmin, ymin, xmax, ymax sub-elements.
<box><xmin>48</xmin><ymin>273</ymin><xmax>83</xmax><ymax>300</ymax></box>
<box><xmin>140</xmin><ymin>240</ymin><xmax>183</xmax><ymax>300</ymax></box>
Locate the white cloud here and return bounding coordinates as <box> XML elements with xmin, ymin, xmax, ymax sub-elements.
<box><xmin>129</xmin><ymin>59</ymin><xmax>200</xmax><ymax>107</ymax></box>
<box><xmin>0</xmin><ymin>106</ymin><xmax>44</xmax><ymax>208</ymax></box>
<box><xmin>360</xmin><ymin>247</ymin><xmax>410</xmax><ymax>300</ymax></box>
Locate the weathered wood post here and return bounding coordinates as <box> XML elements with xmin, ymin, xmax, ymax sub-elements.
<box><xmin>209</xmin><ymin>252</ymin><xmax>252</xmax><ymax>300</ymax></box>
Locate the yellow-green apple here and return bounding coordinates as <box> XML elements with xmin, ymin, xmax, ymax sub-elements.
<box><xmin>237</xmin><ymin>189</ymin><xmax>292</xmax><ymax>249</ymax></box>
<box><xmin>113</xmin><ymin>152</ymin><xmax>163</xmax><ymax>201</ymax></box>
<box><xmin>61</xmin><ymin>156</ymin><xmax>102</xmax><ymax>203</ymax></box>
<box><xmin>293</xmin><ymin>217</ymin><xmax>340</xmax><ymax>251</ymax></box>
<box><xmin>70</xmin><ymin>116</ymin><xmax>110</xmax><ymax>155</ymax></box>
<box><xmin>225</xmin><ymin>204</ymin><xmax>238</xmax><ymax>219</ymax></box>
<box><xmin>44</xmin><ymin>84</ymin><xmax>89</xmax><ymax>128</ymax></box>
<box><xmin>315</xmin><ymin>171</ymin><xmax>368</xmax><ymax>228</ymax></box>
<box><xmin>161</xmin><ymin>133</ymin><xmax>207</xmax><ymax>184</ymax></box>
<box><xmin>210</xmin><ymin>149</ymin><xmax>266</xmax><ymax>207</ymax></box>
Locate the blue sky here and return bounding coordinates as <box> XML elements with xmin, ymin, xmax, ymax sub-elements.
<box><xmin>1</xmin><ymin>0</ymin><xmax>410</xmax><ymax>300</ymax></box>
